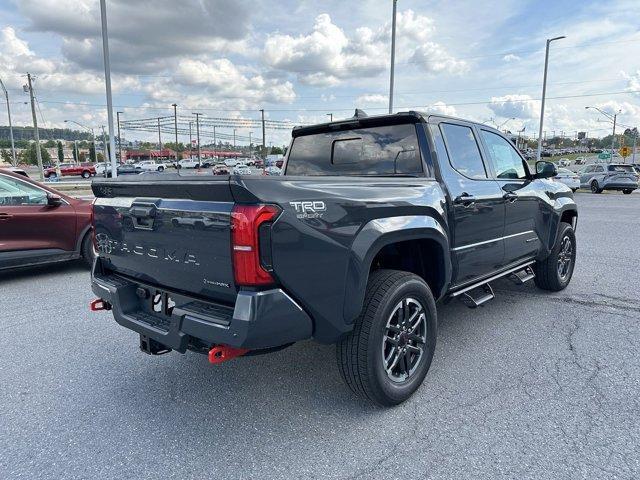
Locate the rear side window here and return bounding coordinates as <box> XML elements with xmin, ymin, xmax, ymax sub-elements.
<box><xmin>608</xmin><ymin>165</ymin><xmax>634</xmax><ymax>173</ymax></box>
<box><xmin>285</xmin><ymin>124</ymin><xmax>422</xmax><ymax>176</ymax></box>
<box><xmin>440</xmin><ymin>123</ymin><xmax>487</xmax><ymax>179</ymax></box>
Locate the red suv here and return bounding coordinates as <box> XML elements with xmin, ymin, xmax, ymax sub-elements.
<box><xmin>0</xmin><ymin>168</ymin><xmax>94</xmax><ymax>270</ymax></box>
<box><xmin>44</xmin><ymin>162</ymin><xmax>96</xmax><ymax>179</ymax></box>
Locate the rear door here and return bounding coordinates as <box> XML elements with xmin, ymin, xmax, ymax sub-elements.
<box><xmin>432</xmin><ymin>121</ymin><xmax>505</xmax><ymax>286</ymax></box>
<box><xmin>0</xmin><ymin>173</ymin><xmax>77</xmax><ymax>255</ymax></box>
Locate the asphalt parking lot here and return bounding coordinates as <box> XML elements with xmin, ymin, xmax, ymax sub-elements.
<box><xmin>1</xmin><ymin>192</ymin><xmax>639</xmax><ymax>479</ymax></box>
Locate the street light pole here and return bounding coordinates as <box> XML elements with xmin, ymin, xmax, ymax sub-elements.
<box><xmin>172</xmin><ymin>103</ymin><xmax>179</xmax><ymax>163</ymax></box>
<box><xmin>99</xmin><ymin>0</ymin><xmax>117</xmax><ymax>177</ymax></box>
<box><xmin>536</xmin><ymin>35</ymin><xmax>566</xmax><ymax>162</ymax></box>
<box><xmin>0</xmin><ymin>76</ymin><xmax>17</xmax><ymax>166</ymax></box>
<box><xmin>585</xmin><ymin>106</ymin><xmax>621</xmax><ymax>162</ymax></box>
<box><xmin>188</xmin><ymin>121</ymin><xmax>193</xmax><ymax>158</ymax></box>
<box><xmin>326</xmin><ymin>113</ymin><xmax>333</xmax><ymax>122</ymax></box>
<box><xmin>260</xmin><ymin>108</ymin><xmax>265</xmax><ymax>152</ymax></box>
<box><xmin>388</xmin><ymin>0</ymin><xmax>398</xmax><ymax>114</ymax></box>
<box><xmin>213</xmin><ymin>125</ymin><xmax>217</xmax><ymax>158</ymax></box>
<box><xmin>101</xmin><ymin>125</ymin><xmax>108</xmax><ymax>175</ymax></box>
<box><xmin>233</xmin><ymin>129</ymin><xmax>236</xmax><ymax>149</ymax></box>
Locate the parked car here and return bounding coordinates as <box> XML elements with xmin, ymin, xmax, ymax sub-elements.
<box><xmin>558</xmin><ymin>158</ymin><xmax>571</xmax><ymax>167</ymax></box>
<box><xmin>212</xmin><ymin>165</ymin><xmax>230</xmax><ymax>175</ymax></box>
<box><xmin>176</xmin><ymin>158</ymin><xmax>211</xmax><ymax>169</ymax></box>
<box><xmin>135</xmin><ymin>160</ymin><xmax>169</xmax><ymax>172</ymax></box>
<box><xmin>0</xmin><ymin>168</ymin><xmax>94</xmax><ymax>270</ymax></box>
<box><xmin>44</xmin><ymin>162</ymin><xmax>96</xmax><ymax>179</ymax></box>
<box><xmin>263</xmin><ymin>166</ymin><xmax>282</xmax><ymax>176</ymax></box>
<box><xmin>90</xmin><ymin>111</ymin><xmax>578</xmax><ymax>406</ymax></box>
<box><xmin>233</xmin><ymin>164</ymin><xmax>252</xmax><ymax>175</ymax></box>
<box><xmin>4</xmin><ymin>167</ymin><xmax>29</xmax><ymax>177</ymax></box>
<box><xmin>224</xmin><ymin>158</ymin><xmax>239</xmax><ymax>167</ymax></box>
<box><xmin>553</xmin><ymin>168</ymin><xmax>580</xmax><ymax>192</ymax></box>
<box><xmin>579</xmin><ymin>163</ymin><xmax>638</xmax><ymax>194</ymax></box>
<box><xmin>574</xmin><ymin>156</ymin><xmax>586</xmax><ymax>165</ymax></box>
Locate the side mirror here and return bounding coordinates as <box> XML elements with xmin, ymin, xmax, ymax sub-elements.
<box><xmin>535</xmin><ymin>161</ymin><xmax>557</xmax><ymax>179</ymax></box>
<box><xmin>47</xmin><ymin>193</ymin><xmax>63</xmax><ymax>207</ymax></box>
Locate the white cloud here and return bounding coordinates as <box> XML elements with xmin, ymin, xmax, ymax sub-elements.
<box><xmin>622</xmin><ymin>70</ymin><xmax>640</xmax><ymax>96</ymax></box>
<box><xmin>502</xmin><ymin>54</ymin><xmax>521</xmax><ymax>62</ymax></box>
<box><xmin>410</xmin><ymin>42</ymin><xmax>468</xmax><ymax>75</ymax></box>
<box><xmin>489</xmin><ymin>94</ymin><xmax>540</xmax><ymax>120</ymax></box>
<box><xmin>428</xmin><ymin>101</ymin><xmax>457</xmax><ymax>116</ymax></box>
<box><xmin>356</xmin><ymin>94</ymin><xmax>388</xmax><ymax>105</ymax></box>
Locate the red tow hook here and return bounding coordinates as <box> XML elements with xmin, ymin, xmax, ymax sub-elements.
<box><xmin>90</xmin><ymin>298</ymin><xmax>111</xmax><ymax>311</ymax></box>
<box><xmin>208</xmin><ymin>345</ymin><xmax>249</xmax><ymax>364</ymax></box>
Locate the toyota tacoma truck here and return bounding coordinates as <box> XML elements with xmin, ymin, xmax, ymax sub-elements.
<box><xmin>90</xmin><ymin>111</ymin><xmax>578</xmax><ymax>406</ymax></box>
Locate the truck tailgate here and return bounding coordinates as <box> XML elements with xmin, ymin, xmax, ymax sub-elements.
<box><xmin>92</xmin><ymin>176</ymin><xmax>239</xmax><ymax>304</ymax></box>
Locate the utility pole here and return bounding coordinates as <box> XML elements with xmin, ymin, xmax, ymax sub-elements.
<box><xmin>188</xmin><ymin>121</ymin><xmax>193</xmax><ymax>158</ymax></box>
<box><xmin>249</xmin><ymin>131</ymin><xmax>252</xmax><ymax>159</ymax></box>
<box><xmin>0</xmin><ymin>76</ymin><xmax>17</xmax><ymax>166</ymax></box>
<box><xmin>172</xmin><ymin>103</ymin><xmax>179</xmax><ymax>163</ymax></box>
<box><xmin>157</xmin><ymin>117</ymin><xmax>163</xmax><ymax>152</ymax></box>
<box><xmin>99</xmin><ymin>0</ymin><xmax>117</xmax><ymax>177</ymax></box>
<box><xmin>233</xmin><ymin>128</ymin><xmax>236</xmax><ymax>149</ymax></box>
<box><xmin>388</xmin><ymin>0</ymin><xmax>398</xmax><ymax>114</ymax></box>
<box><xmin>116</xmin><ymin>111</ymin><xmax>123</xmax><ymax>163</ymax></box>
<box><xmin>26</xmin><ymin>73</ymin><xmax>44</xmax><ymax>180</ymax></box>
<box><xmin>213</xmin><ymin>125</ymin><xmax>217</xmax><ymax>158</ymax></box>
<box><xmin>193</xmin><ymin>113</ymin><xmax>201</xmax><ymax>163</ymax></box>
<box><xmin>260</xmin><ymin>108</ymin><xmax>266</xmax><ymax>152</ymax></box>
<box><xmin>101</xmin><ymin>125</ymin><xmax>108</xmax><ymax>176</ymax></box>
<box><xmin>610</xmin><ymin>113</ymin><xmax>617</xmax><ymax>161</ymax></box>
<box><xmin>536</xmin><ymin>36</ymin><xmax>566</xmax><ymax>162</ymax></box>
<box><xmin>632</xmin><ymin>131</ymin><xmax>637</xmax><ymax>164</ymax></box>
<box><xmin>326</xmin><ymin>113</ymin><xmax>333</xmax><ymax>122</ymax></box>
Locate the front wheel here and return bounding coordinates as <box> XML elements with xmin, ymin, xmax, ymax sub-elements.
<box><xmin>534</xmin><ymin>222</ymin><xmax>576</xmax><ymax>291</ymax></box>
<box><xmin>158</xmin><ymin>166</ymin><xmax>165</xmax><ymax>172</ymax></box>
<box><xmin>590</xmin><ymin>180</ymin><xmax>602</xmax><ymax>194</ymax></box>
<box><xmin>80</xmin><ymin>231</ymin><xmax>95</xmax><ymax>268</ymax></box>
<box><xmin>81</xmin><ymin>171</ymin><xmax>91</xmax><ymax>179</ymax></box>
<box><xmin>623</xmin><ymin>189</ymin><xmax>633</xmax><ymax>195</ymax></box>
<box><xmin>336</xmin><ymin>269</ymin><xmax>437</xmax><ymax>406</ymax></box>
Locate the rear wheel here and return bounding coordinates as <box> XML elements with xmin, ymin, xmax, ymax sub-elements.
<box><xmin>47</xmin><ymin>172</ymin><xmax>56</xmax><ymax>179</ymax></box>
<box><xmin>81</xmin><ymin>231</ymin><xmax>95</xmax><ymax>268</ymax></box>
<box><xmin>590</xmin><ymin>180</ymin><xmax>602</xmax><ymax>194</ymax></box>
<box><xmin>623</xmin><ymin>189</ymin><xmax>633</xmax><ymax>195</ymax></box>
<box><xmin>158</xmin><ymin>166</ymin><xmax>165</xmax><ymax>172</ymax></box>
<box><xmin>81</xmin><ymin>170</ymin><xmax>91</xmax><ymax>179</ymax></box>
<box><xmin>336</xmin><ymin>269</ymin><xmax>437</xmax><ymax>406</ymax></box>
<box><xmin>534</xmin><ymin>222</ymin><xmax>576</xmax><ymax>291</ymax></box>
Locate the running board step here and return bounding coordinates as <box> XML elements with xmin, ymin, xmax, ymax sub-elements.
<box><xmin>460</xmin><ymin>284</ymin><xmax>495</xmax><ymax>308</ymax></box>
<box><xmin>509</xmin><ymin>265</ymin><xmax>535</xmax><ymax>285</ymax></box>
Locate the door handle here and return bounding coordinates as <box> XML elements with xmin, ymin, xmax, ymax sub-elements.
<box><xmin>0</xmin><ymin>213</ymin><xmax>13</xmax><ymax>221</ymax></box>
<box><xmin>503</xmin><ymin>192</ymin><xmax>518</xmax><ymax>203</ymax></box>
<box><xmin>454</xmin><ymin>193</ymin><xmax>476</xmax><ymax>207</ymax></box>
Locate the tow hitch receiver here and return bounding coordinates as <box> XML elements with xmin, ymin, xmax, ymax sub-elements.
<box><xmin>208</xmin><ymin>345</ymin><xmax>249</xmax><ymax>365</ymax></box>
<box><xmin>90</xmin><ymin>298</ymin><xmax>111</xmax><ymax>311</ymax></box>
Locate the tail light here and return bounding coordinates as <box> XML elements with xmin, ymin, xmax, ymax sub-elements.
<box><xmin>231</xmin><ymin>204</ymin><xmax>281</xmax><ymax>286</ymax></box>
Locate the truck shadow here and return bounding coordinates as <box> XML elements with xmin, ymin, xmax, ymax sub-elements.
<box><xmin>0</xmin><ymin>261</ymin><xmax>88</xmax><ymax>283</ymax></box>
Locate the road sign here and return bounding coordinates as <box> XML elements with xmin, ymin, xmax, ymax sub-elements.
<box><xmin>598</xmin><ymin>152</ymin><xmax>611</xmax><ymax>160</ymax></box>
<box><xmin>619</xmin><ymin>146</ymin><xmax>631</xmax><ymax>158</ymax></box>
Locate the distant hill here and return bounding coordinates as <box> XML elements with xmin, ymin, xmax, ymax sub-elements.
<box><xmin>0</xmin><ymin>125</ymin><xmax>93</xmax><ymax>142</ymax></box>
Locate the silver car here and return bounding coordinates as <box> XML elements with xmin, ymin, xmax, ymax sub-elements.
<box><xmin>579</xmin><ymin>163</ymin><xmax>638</xmax><ymax>194</ymax></box>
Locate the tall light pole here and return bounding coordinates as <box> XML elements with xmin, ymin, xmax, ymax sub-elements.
<box><xmin>233</xmin><ymin>128</ymin><xmax>236</xmax><ymax>149</ymax></box>
<box><xmin>388</xmin><ymin>0</ymin><xmax>398</xmax><ymax>114</ymax></box>
<box><xmin>0</xmin><ymin>76</ymin><xmax>17</xmax><ymax>166</ymax></box>
<box><xmin>188</xmin><ymin>121</ymin><xmax>193</xmax><ymax>158</ymax></box>
<box><xmin>326</xmin><ymin>113</ymin><xmax>333</xmax><ymax>122</ymax></box>
<box><xmin>260</xmin><ymin>108</ymin><xmax>266</xmax><ymax>152</ymax></box>
<box><xmin>25</xmin><ymin>73</ymin><xmax>44</xmax><ymax>180</ymax></box>
<box><xmin>498</xmin><ymin>117</ymin><xmax>516</xmax><ymax>131</ymax></box>
<box><xmin>249</xmin><ymin>131</ymin><xmax>252</xmax><ymax>158</ymax></box>
<box><xmin>536</xmin><ymin>35</ymin><xmax>566</xmax><ymax>162</ymax></box>
<box><xmin>172</xmin><ymin>103</ymin><xmax>179</xmax><ymax>162</ymax></box>
<box><xmin>65</xmin><ymin>120</ymin><xmax>96</xmax><ymax>163</ymax></box>
<box><xmin>100</xmin><ymin>125</ymin><xmax>108</xmax><ymax>175</ymax></box>
<box><xmin>193</xmin><ymin>113</ymin><xmax>202</xmax><ymax>163</ymax></box>
<box><xmin>116</xmin><ymin>111</ymin><xmax>123</xmax><ymax>163</ymax></box>
<box><xmin>213</xmin><ymin>125</ymin><xmax>217</xmax><ymax>158</ymax></box>
<box><xmin>585</xmin><ymin>106</ymin><xmax>621</xmax><ymax>161</ymax></box>
<box><xmin>99</xmin><ymin>0</ymin><xmax>117</xmax><ymax>177</ymax></box>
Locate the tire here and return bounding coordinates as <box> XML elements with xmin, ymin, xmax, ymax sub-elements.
<box><xmin>80</xmin><ymin>231</ymin><xmax>95</xmax><ymax>268</ymax></box>
<box><xmin>623</xmin><ymin>189</ymin><xmax>633</xmax><ymax>195</ymax></box>
<box><xmin>590</xmin><ymin>180</ymin><xmax>602</xmax><ymax>194</ymax></box>
<box><xmin>81</xmin><ymin>171</ymin><xmax>91</xmax><ymax>179</ymax></box>
<box><xmin>48</xmin><ymin>172</ymin><xmax>57</xmax><ymax>179</ymax></box>
<box><xmin>534</xmin><ymin>222</ymin><xmax>576</xmax><ymax>292</ymax></box>
<box><xmin>158</xmin><ymin>166</ymin><xmax>165</xmax><ymax>172</ymax></box>
<box><xmin>336</xmin><ymin>269</ymin><xmax>437</xmax><ymax>406</ymax></box>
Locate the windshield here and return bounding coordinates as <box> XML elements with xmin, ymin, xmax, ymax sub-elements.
<box><xmin>286</xmin><ymin>124</ymin><xmax>422</xmax><ymax>176</ymax></box>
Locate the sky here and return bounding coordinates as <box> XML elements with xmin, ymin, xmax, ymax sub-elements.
<box><xmin>0</xmin><ymin>0</ymin><xmax>639</xmax><ymax>147</ymax></box>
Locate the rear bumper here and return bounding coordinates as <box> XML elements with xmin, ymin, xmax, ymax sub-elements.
<box><xmin>91</xmin><ymin>265</ymin><xmax>313</xmax><ymax>353</ymax></box>
<box><xmin>602</xmin><ymin>182</ymin><xmax>638</xmax><ymax>191</ymax></box>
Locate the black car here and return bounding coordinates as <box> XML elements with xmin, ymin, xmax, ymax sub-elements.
<box><xmin>90</xmin><ymin>111</ymin><xmax>578</xmax><ymax>406</ymax></box>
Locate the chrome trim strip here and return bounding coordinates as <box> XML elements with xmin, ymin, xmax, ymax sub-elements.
<box><xmin>452</xmin><ymin>230</ymin><xmax>535</xmax><ymax>251</ymax></box>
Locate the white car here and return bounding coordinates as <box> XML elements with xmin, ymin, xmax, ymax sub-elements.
<box><xmin>233</xmin><ymin>165</ymin><xmax>252</xmax><ymax>175</ymax></box>
<box><xmin>558</xmin><ymin>158</ymin><xmax>571</xmax><ymax>167</ymax></box>
<box><xmin>94</xmin><ymin>163</ymin><xmax>112</xmax><ymax>176</ymax></box>
<box><xmin>554</xmin><ymin>168</ymin><xmax>580</xmax><ymax>192</ymax></box>
<box><xmin>224</xmin><ymin>158</ymin><xmax>239</xmax><ymax>168</ymax></box>
<box><xmin>135</xmin><ymin>160</ymin><xmax>168</xmax><ymax>172</ymax></box>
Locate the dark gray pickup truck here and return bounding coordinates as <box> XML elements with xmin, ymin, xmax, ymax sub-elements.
<box><xmin>90</xmin><ymin>111</ymin><xmax>578</xmax><ymax>406</ymax></box>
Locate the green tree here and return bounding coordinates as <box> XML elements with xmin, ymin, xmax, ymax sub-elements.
<box><xmin>57</xmin><ymin>141</ymin><xmax>64</xmax><ymax>163</ymax></box>
<box><xmin>97</xmin><ymin>152</ymin><xmax>104</xmax><ymax>162</ymax></box>
<box><xmin>21</xmin><ymin>142</ymin><xmax>51</xmax><ymax>165</ymax></box>
<box><xmin>89</xmin><ymin>142</ymin><xmax>96</xmax><ymax>162</ymax></box>
<box><xmin>270</xmin><ymin>146</ymin><xmax>284</xmax><ymax>155</ymax></box>
<box><xmin>72</xmin><ymin>144</ymin><xmax>78</xmax><ymax>162</ymax></box>
<box><xmin>1</xmin><ymin>148</ymin><xmax>12</xmax><ymax>164</ymax></box>
<box><xmin>43</xmin><ymin>139</ymin><xmax>57</xmax><ymax>148</ymax></box>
